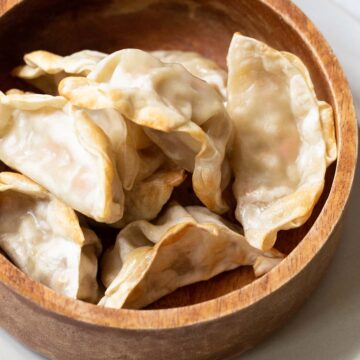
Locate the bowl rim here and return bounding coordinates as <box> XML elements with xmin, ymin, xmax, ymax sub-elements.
<box><xmin>0</xmin><ymin>0</ymin><xmax>357</xmax><ymax>330</ymax></box>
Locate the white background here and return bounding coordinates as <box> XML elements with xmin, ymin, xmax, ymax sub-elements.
<box><xmin>1</xmin><ymin>0</ymin><xmax>359</xmax><ymax>359</ymax></box>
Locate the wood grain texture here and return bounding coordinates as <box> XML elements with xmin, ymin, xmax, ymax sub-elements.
<box><xmin>0</xmin><ymin>0</ymin><xmax>20</xmax><ymax>15</ymax></box>
<box><xmin>0</xmin><ymin>0</ymin><xmax>357</xmax><ymax>359</ymax></box>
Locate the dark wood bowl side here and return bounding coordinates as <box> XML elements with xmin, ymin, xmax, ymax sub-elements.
<box><xmin>0</xmin><ymin>0</ymin><xmax>357</xmax><ymax>359</ymax></box>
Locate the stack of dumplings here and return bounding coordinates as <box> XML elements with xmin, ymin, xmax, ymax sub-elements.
<box><xmin>0</xmin><ymin>33</ymin><xmax>336</xmax><ymax>309</ymax></box>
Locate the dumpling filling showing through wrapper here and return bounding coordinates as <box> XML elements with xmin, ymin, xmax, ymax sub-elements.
<box><xmin>0</xmin><ymin>91</ymin><xmax>124</xmax><ymax>223</ymax></box>
<box><xmin>59</xmin><ymin>49</ymin><xmax>233</xmax><ymax>215</ymax></box>
<box><xmin>0</xmin><ymin>172</ymin><xmax>102</xmax><ymax>302</ymax></box>
<box><xmin>227</xmin><ymin>33</ymin><xmax>337</xmax><ymax>251</ymax></box>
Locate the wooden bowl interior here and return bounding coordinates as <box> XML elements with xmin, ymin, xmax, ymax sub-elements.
<box><xmin>0</xmin><ymin>0</ymin><xmax>336</xmax><ymax>310</ymax></box>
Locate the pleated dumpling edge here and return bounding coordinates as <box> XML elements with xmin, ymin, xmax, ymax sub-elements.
<box><xmin>0</xmin><ymin>171</ymin><xmax>102</xmax><ymax>302</ymax></box>
<box><xmin>0</xmin><ymin>91</ymin><xmax>124</xmax><ymax>223</ymax></box>
<box><xmin>227</xmin><ymin>33</ymin><xmax>336</xmax><ymax>251</ymax></box>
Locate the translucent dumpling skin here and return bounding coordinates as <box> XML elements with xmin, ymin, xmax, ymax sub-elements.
<box><xmin>227</xmin><ymin>33</ymin><xmax>336</xmax><ymax>251</ymax></box>
<box><xmin>4</xmin><ymin>37</ymin><xmax>336</xmax><ymax>307</ymax></box>
<box><xmin>0</xmin><ymin>92</ymin><xmax>124</xmax><ymax>223</ymax></box>
<box><xmin>12</xmin><ymin>50</ymin><xmax>107</xmax><ymax>94</ymax></box>
<box><xmin>151</xmin><ymin>50</ymin><xmax>227</xmax><ymax>98</ymax></box>
<box><xmin>99</xmin><ymin>203</ymin><xmax>283</xmax><ymax>309</ymax></box>
<box><xmin>0</xmin><ymin>172</ymin><xmax>102</xmax><ymax>302</ymax></box>
<box><xmin>59</xmin><ymin>49</ymin><xmax>233</xmax><ymax>214</ymax></box>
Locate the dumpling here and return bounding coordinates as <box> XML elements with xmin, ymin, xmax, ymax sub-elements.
<box><xmin>84</xmin><ymin>107</ymin><xmax>144</xmax><ymax>191</ymax></box>
<box><xmin>99</xmin><ymin>203</ymin><xmax>283</xmax><ymax>309</ymax></box>
<box><xmin>280</xmin><ymin>51</ymin><xmax>337</xmax><ymax>166</ymax></box>
<box><xmin>12</xmin><ymin>50</ymin><xmax>107</xmax><ymax>94</ymax></box>
<box><xmin>318</xmin><ymin>101</ymin><xmax>337</xmax><ymax>166</ymax></box>
<box><xmin>0</xmin><ymin>92</ymin><xmax>123</xmax><ymax>223</ymax></box>
<box><xmin>2</xmin><ymin>90</ymin><xmax>182</xmax><ymax>227</ymax></box>
<box><xmin>59</xmin><ymin>49</ymin><xmax>233</xmax><ymax>213</ymax></box>
<box><xmin>151</xmin><ymin>50</ymin><xmax>227</xmax><ymax>98</ymax></box>
<box><xmin>14</xmin><ymin>49</ymin><xmax>107</xmax><ymax>78</ymax></box>
<box><xmin>13</xmin><ymin>84</ymin><xmax>184</xmax><ymax>224</ymax></box>
<box><xmin>227</xmin><ymin>33</ymin><xmax>337</xmax><ymax>251</ymax></box>
<box><xmin>0</xmin><ymin>172</ymin><xmax>102</xmax><ymax>302</ymax></box>
<box><xmin>116</xmin><ymin>166</ymin><xmax>186</xmax><ymax>227</ymax></box>
<box><xmin>80</xmin><ymin>107</ymin><xmax>185</xmax><ymax>225</ymax></box>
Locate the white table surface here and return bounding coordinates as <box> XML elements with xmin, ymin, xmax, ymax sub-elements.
<box><xmin>1</xmin><ymin>1</ymin><xmax>359</xmax><ymax>359</ymax></box>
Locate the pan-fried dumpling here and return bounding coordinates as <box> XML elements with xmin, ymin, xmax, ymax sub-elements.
<box><xmin>99</xmin><ymin>203</ymin><xmax>283</xmax><ymax>309</ymax></box>
<box><xmin>116</xmin><ymin>166</ymin><xmax>186</xmax><ymax>227</ymax></box>
<box><xmin>12</xmin><ymin>50</ymin><xmax>107</xmax><ymax>94</ymax></box>
<box><xmin>227</xmin><ymin>33</ymin><xmax>337</xmax><ymax>251</ymax></box>
<box><xmin>151</xmin><ymin>50</ymin><xmax>227</xmax><ymax>98</ymax></box>
<box><xmin>0</xmin><ymin>92</ymin><xmax>123</xmax><ymax>223</ymax></box>
<box><xmin>59</xmin><ymin>49</ymin><xmax>233</xmax><ymax>213</ymax></box>
<box><xmin>0</xmin><ymin>172</ymin><xmax>102</xmax><ymax>302</ymax></box>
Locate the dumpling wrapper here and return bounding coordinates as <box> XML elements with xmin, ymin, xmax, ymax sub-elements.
<box><xmin>80</xmin><ymin>107</ymin><xmax>185</xmax><ymax>225</ymax></box>
<box><xmin>116</xmin><ymin>166</ymin><xmax>186</xmax><ymax>227</ymax></box>
<box><xmin>0</xmin><ymin>172</ymin><xmax>102</xmax><ymax>302</ymax></box>
<box><xmin>59</xmin><ymin>49</ymin><xmax>233</xmax><ymax>213</ymax></box>
<box><xmin>151</xmin><ymin>50</ymin><xmax>227</xmax><ymax>98</ymax></box>
<box><xmin>6</xmin><ymin>89</ymin><xmax>33</xmax><ymax>96</ymax></box>
<box><xmin>4</xmin><ymin>88</ymin><xmax>155</xmax><ymax>192</ymax></box>
<box><xmin>13</xmin><ymin>49</ymin><xmax>227</xmax><ymax>98</ymax></box>
<box><xmin>7</xmin><ymin>83</ymin><xmax>183</xmax><ymax>224</ymax></box>
<box><xmin>99</xmin><ymin>203</ymin><xmax>283</xmax><ymax>309</ymax></box>
<box><xmin>12</xmin><ymin>50</ymin><xmax>188</xmax><ymax>220</ymax></box>
<box><xmin>227</xmin><ymin>33</ymin><xmax>337</xmax><ymax>251</ymax></box>
<box><xmin>84</xmin><ymin>107</ymin><xmax>147</xmax><ymax>191</ymax></box>
<box><xmin>280</xmin><ymin>52</ymin><xmax>337</xmax><ymax>166</ymax></box>
<box><xmin>318</xmin><ymin>101</ymin><xmax>337</xmax><ymax>166</ymax></box>
<box><xmin>13</xmin><ymin>48</ymin><xmax>228</xmax><ymax>212</ymax></box>
<box><xmin>0</xmin><ymin>92</ymin><xmax>123</xmax><ymax>223</ymax></box>
<box><xmin>12</xmin><ymin>50</ymin><xmax>107</xmax><ymax>94</ymax></box>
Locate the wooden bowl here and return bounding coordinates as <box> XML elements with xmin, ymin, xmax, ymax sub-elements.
<box><xmin>0</xmin><ymin>0</ymin><xmax>357</xmax><ymax>359</ymax></box>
